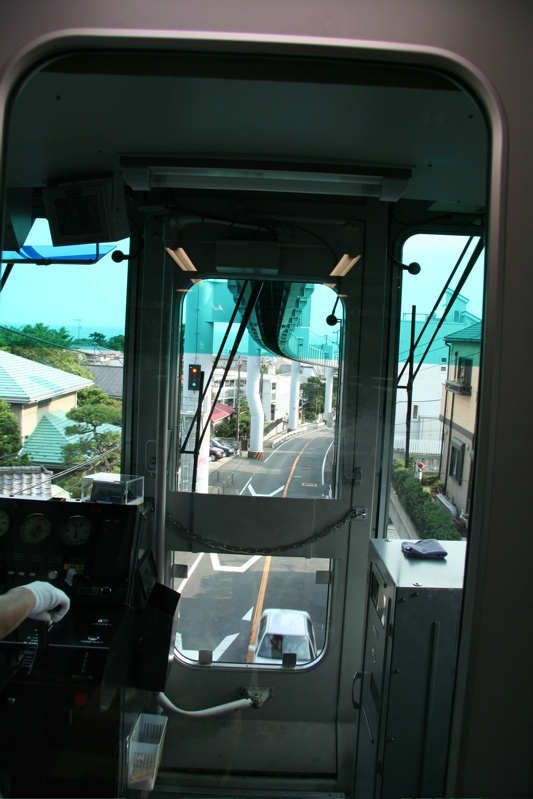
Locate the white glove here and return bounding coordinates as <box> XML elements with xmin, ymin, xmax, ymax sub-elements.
<box><xmin>23</xmin><ymin>581</ymin><xmax>70</xmax><ymax>623</ymax></box>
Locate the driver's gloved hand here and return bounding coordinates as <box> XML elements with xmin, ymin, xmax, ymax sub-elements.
<box><xmin>23</xmin><ymin>581</ymin><xmax>70</xmax><ymax>623</ymax></box>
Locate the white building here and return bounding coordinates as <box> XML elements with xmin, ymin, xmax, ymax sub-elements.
<box><xmin>212</xmin><ymin>367</ymin><xmax>292</xmax><ymax>422</ymax></box>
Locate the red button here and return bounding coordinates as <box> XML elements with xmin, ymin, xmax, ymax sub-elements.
<box><xmin>73</xmin><ymin>691</ymin><xmax>90</xmax><ymax>707</ymax></box>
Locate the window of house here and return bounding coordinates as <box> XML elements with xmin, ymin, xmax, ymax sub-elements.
<box><xmin>449</xmin><ymin>438</ymin><xmax>465</xmax><ymax>484</ymax></box>
<box><xmin>412</xmin><ymin>404</ymin><xmax>419</xmax><ymax>420</ymax></box>
<box><xmin>458</xmin><ymin>357</ymin><xmax>473</xmax><ymax>386</ymax></box>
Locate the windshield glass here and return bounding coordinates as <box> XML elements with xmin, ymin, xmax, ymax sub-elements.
<box><xmin>176</xmin><ymin>278</ymin><xmax>341</xmax><ymax>500</ymax></box>
<box><xmin>0</xmin><ymin>219</ymin><xmax>128</xmax><ymax>499</ymax></box>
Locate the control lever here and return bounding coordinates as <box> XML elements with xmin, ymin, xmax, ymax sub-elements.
<box><xmin>18</xmin><ymin>620</ymin><xmax>49</xmax><ymax>675</ymax></box>
<box><xmin>65</xmin><ymin>568</ymin><xmax>83</xmax><ymax>587</ymax></box>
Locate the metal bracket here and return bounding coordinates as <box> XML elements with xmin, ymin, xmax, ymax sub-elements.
<box><xmin>242</xmin><ymin>686</ymin><xmax>273</xmax><ymax>708</ymax></box>
<box><xmin>344</xmin><ymin>464</ymin><xmax>363</xmax><ymax>486</ymax></box>
<box><xmin>349</xmin><ymin>506</ymin><xmax>367</xmax><ymax>521</ymax></box>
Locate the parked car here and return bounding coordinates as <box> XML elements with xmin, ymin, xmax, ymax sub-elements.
<box><xmin>211</xmin><ymin>438</ymin><xmax>235</xmax><ymax>456</ymax></box>
<box><xmin>209</xmin><ymin>446</ymin><xmax>225</xmax><ymax>461</ymax></box>
<box><xmin>250</xmin><ymin>608</ymin><xmax>318</xmax><ymax>665</ymax></box>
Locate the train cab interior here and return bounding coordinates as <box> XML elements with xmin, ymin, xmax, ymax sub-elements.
<box><xmin>0</xmin><ymin>11</ymin><xmax>529</xmax><ymax>799</ymax></box>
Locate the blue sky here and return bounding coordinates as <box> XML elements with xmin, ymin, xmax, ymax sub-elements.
<box><xmin>0</xmin><ymin>218</ymin><xmax>129</xmax><ymax>337</ymax></box>
<box><xmin>0</xmin><ymin>221</ymin><xmax>484</xmax><ymax>342</ymax></box>
<box><xmin>402</xmin><ymin>233</ymin><xmax>484</xmax><ymax>320</ymax></box>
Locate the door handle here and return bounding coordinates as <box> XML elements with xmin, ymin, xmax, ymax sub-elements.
<box><xmin>352</xmin><ymin>671</ymin><xmax>363</xmax><ymax>709</ymax></box>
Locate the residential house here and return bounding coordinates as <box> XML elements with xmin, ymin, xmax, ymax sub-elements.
<box><xmin>439</xmin><ymin>321</ymin><xmax>481</xmax><ymax>521</ymax></box>
<box><xmin>0</xmin><ymin>350</ymin><xmax>93</xmax><ymax>440</ymax></box>
<box><xmin>395</xmin><ymin>289</ymin><xmax>481</xmax><ymax>465</ymax></box>
<box><xmin>89</xmin><ymin>364</ymin><xmax>123</xmax><ymax>400</ymax></box>
<box><xmin>396</xmin><ymin>290</ymin><xmax>480</xmax><ymax>439</ymax></box>
<box><xmin>22</xmin><ymin>409</ymin><xmax>121</xmax><ymax>471</ymax></box>
<box><xmin>75</xmin><ymin>346</ymin><xmax>123</xmax><ymax>366</ymax></box>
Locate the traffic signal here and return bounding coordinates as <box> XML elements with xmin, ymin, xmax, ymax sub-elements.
<box><xmin>188</xmin><ymin>364</ymin><xmax>201</xmax><ymax>391</ymax></box>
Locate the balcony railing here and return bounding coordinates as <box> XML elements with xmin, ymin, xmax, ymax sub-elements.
<box><xmin>445</xmin><ymin>379</ymin><xmax>471</xmax><ymax>396</ymax></box>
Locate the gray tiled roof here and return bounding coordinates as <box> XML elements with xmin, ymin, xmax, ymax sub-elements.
<box><xmin>0</xmin><ymin>464</ymin><xmax>54</xmax><ymax>498</ymax></box>
<box><xmin>90</xmin><ymin>365</ymin><xmax>123</xmax><ymax>399</ymax></box>
<box><xmin>0</xmin><ymin>351</ymin><xmax>93</xmax><ymax>403</ymax></box>
<box><xmin>444</xmin><ymin>322</ymin><xmax>482</xmax><ymax>343</ymax></box>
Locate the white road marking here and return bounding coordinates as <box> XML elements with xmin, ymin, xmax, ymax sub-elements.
<box><xmin>212</xmin><ymin>633</ymin><xmax>240</xmax><ymax>661</ymax></box>
<box><xmin>322</xmin><ymin>440</ymin><xmax>334</xmax><ymax>485</ymax></box>
<box><xmin>239</xmin><ymin>476</ymin><xmax>253</xmax><ymax>495</ymax></box>
<box><xmin>248</xmin><ymin>483</ymin><xmax>285</xmax><ymax>497</ymax></box>
<box><xmin>242</xmin><ymin>606</ymin><xmax>254</xmax><ymax>621</ymax></box>
<box><xmin>174</xmin><ymin>631</ymin><xmax>240</xmax><ymax>662</ymax></box>
<box><xmin>210</xmin><ymin>553</ymin><xmax>262</xmax><ymax>572</ymax></box>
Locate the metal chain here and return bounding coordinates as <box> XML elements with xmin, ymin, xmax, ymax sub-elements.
<box><xmin>166</xmin><ymin>506</ymin><xmax>366</xmax><ymax>555</ymax></box>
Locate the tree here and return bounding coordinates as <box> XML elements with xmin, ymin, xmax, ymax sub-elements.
<box><xmin>0</xmin><ymin>398</ymin><xmax>30</xmax><ymax>466</ymax></box>
<box><xmin>77</xmin><ymin>385</ymin><xmax>122</xmax><ymax>411</ymax></box>
<box><xmin>14</xmin><ymin>323</ymin><xmax>73</xmax><ymax>348</ymax></box>
<box><xmin>216</xmin><ymin>398</ymin><xmax>252</xmax><ymax>439</ymax></box>
<box><xmin>89</xmin><ymin>331</ymin><xmax>107</xmax><ymax>347</ymax></box>
<box><xmin>107</xmin><ymin>334</ymin><xmax>124</xmax><ymax>352</ymax></box>
<box><xmin>300</xmin><ymin>376</ymin><xmax>325</xmax><ymax>420</ymax></box>
<box><xmin>0</xmin><ymin>323</ymin><xmax>93</xmax><ymax>379</ymax></box>
<box><xmin>59</xmin><ymin>404</ymin><xmax>122</xmax><ymax>497</ymax></box>
<box><xmin>65</xmin><ymin>404</ymin><xmax>122</xmax><ymax>439</ymax></box>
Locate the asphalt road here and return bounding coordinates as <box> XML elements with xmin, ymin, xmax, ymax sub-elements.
<box><xmin>209</xmin><ymin>425</ymin><xmax>335</xmax><ymax>500</ymax></box>
<box><xmin>174</xmin><ymin>551</ymin><xmax>329</xmax><ymax>664</ymax></box>
<box><xmin>174</xmin><ymin>426</ymin><xmax>334</xmax><ymax>664</ymax></box>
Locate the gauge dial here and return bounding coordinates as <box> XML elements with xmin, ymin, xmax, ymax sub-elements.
<box><xmin>19</xmin><ymin>513</ymin><xmax>52</xmax><ymax>544</ymax></box>
<box><xmin>60</xmin><ymin>515</ymin><xmax>91</xmax><ymax>547</ymax></box>
<box><xmin>0</xmin><ymin>508</ymin><xmax>9</xmax><ymax>536</ymax></box>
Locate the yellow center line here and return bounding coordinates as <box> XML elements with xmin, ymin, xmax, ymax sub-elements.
<box><xmin>282</xmin><ymin>435</ymin><xmax>319</xmax><ymax>497</ymax></box>
<box><xmin>246</xmin><ymin>555</ymin><xmax>272</xmax><ymax>662</ymax></box>
<box><xmin>247</xmin><ymin>434</ymin><xmax>323</xmax><ymax>661</ymax></box>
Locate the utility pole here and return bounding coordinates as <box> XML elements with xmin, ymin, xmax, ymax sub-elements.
<box><xmin>236</xmin><ymin>357</ymin><xmax>241</xmax><ymax>443</ymax></box>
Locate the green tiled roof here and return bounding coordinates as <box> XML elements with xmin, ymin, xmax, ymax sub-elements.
<box><xmin>0</xmin><ymin>351</ymin><xmax>92</xmax><ymax>403</ymax></box>
<box><xmin>22</xmin><ymin>410</ymin><xmax>120</xmax><ymax>466</ymax></box>
<box><xmin>445</xmin><ymin>322</ymin><xmax>482</xmax><ymax>343</ymax></box>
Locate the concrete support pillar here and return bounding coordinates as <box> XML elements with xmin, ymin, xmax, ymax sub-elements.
<box><xmin>325</xmin><ymin>366</ymin><xmax>334</xmax><ymax>426</ymax></box>
<box><xmin>246</xmin><ymin>345</ymin><xmax>264</xmax><ymax>459</ymax></box>
<box><xmin>288</xmin><ymin>359</ymin><xmax>300</xmax><ymax>430</ymax></box>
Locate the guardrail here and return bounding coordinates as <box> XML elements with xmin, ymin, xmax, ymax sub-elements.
<box><xmin>270</xmin><ymin>426</ymin><xmax>309</xmax><ymax>449</ymax></box>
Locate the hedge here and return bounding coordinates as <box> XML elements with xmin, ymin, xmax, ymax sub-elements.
<box><xmin>391</xmin><ymin>466</ymin><xmax>463</xmax><ymax>541</ymax></box>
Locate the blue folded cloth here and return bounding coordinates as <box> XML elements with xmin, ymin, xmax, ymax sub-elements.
<box><xmin>401</xmin><ymin>539</ymin><xmax>448</xmax><ymax>559</ymax></box>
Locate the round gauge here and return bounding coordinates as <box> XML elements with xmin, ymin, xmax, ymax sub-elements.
<box><xmin>0</xmin><ymin>508</ymin><xmax>10</xmax><ymax>536</ymax></box>
<box><xmin>19</xmin><ymin>513</ymin><xmax>52</xmax><ymax>544</ymax></box>
<box><xmin>60</xmin><ymin>515</ymin><xmax>91</xmax><ymax>547</ymax></box>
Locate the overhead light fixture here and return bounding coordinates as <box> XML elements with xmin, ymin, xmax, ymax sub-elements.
<box><xmin>165</xmin><ymin>246</ymin><xmax>201</xmax><ymax>283</ymax></box>
<box><xmin>330</xmin><ymin>254</ymin><xmax>361</xmax><ymax>277</ymax></box>
<box><xmin>122</xmin><ymin>161</ymin><xmax>411</xmax><ymax>201</ymax></box>
<box><xmin>165</xmin><ymin>246</ymin><xmax>196</xmax><ymax>271</ymax></box>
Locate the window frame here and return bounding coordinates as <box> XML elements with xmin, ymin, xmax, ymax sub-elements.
<box><xmin>449</xmin><ymin>437</ymin><xmax>465</xmax><ymax>484</ymax></box>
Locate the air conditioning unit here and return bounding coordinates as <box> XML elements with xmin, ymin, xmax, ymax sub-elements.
<box><xmin>436</xmin><ymin>493</ymin><xmax>457</xmax><ymax>518</ymax></box>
